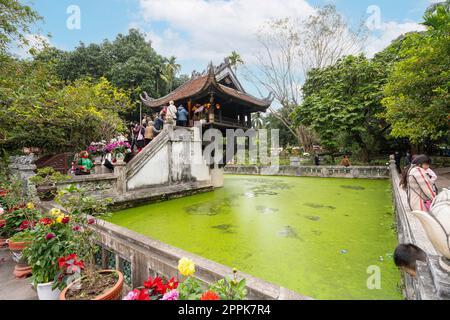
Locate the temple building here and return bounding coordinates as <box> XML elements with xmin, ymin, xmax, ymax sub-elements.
<box><xmin>140</xmin><ymin>59</ymin><xmax>273</xmax><ymax>131</ymax></box>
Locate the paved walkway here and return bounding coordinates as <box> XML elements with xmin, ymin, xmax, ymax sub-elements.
<box><xmin>435</xmin><ymin>167</ymin><xmax>450</xmax><ymax>191</ymax></box>
<box><xmin>0</xmin><ymin>248</ymin><xmax>37</xmax><ymax>300</ymax></box>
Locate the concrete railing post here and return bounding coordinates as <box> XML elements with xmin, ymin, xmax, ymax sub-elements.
<box><xmin>114</xmin><ymin>162</ymin><xmax>127</xmax><ymax>195</ymax></box>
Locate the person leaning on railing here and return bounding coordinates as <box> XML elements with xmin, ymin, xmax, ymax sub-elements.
<box><xmin>400</xmin><ymin>154</ymin><xmax>437</xmax><ymax>212</ymax></box>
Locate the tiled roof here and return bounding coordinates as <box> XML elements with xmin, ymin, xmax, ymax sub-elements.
<box><xmin>141</xmin><ymin>64</ymin><xmax>272</xmax><ymax>109</ymax></box>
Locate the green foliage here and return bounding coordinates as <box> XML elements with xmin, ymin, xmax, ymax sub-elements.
<box><xmin>29</xmin><ymin>167</ymin><xmax>70</xmax><ymax>186</ymax></box>
<box><xmin>0</xmin><ymin>0</ymin><xmax>42</xmax><ymax>52</ymax></box>
<box><xmin>292</xmin><ymin>55</ymin><xmax>388</xmax><ymax>160</ymax></box>
<box><xmin>381</xmin><ymin>5</ymin><xmax>450</xmax><ymax>145</ymax></box>
<box><xmin>0</xmin><ymin>56</ymin><xmax>134</xmax><ymax>153</ymax></box>
<box><xmin>55</xmin><ymin>185</ymin><xmax>112</xmax><ymax>267</ymax></box>
<box><xmin>208</xmin><ymin>270</ymin><xmax>247</xmax><ymax>300</ymax></box>
<box><xmin>2</xmin><ymin>207</ymin><xmax>40</xmax><ymax>238</ymax></box>
<box><xmin>177</xmin><ymin>277</ymin><xmax>204</xmax><ymax>300</ymax></box>
<box><xmin>35</xmin><ymin>29</ymin><xmax>186</xmax><ymax>99</ymax></box>
<box><xmin>23</xmin><ymin>221</ymin><xmax>75</xmax><ymax>286</ymax></box>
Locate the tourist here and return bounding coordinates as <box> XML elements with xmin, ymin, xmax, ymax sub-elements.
<box><xmin>136</xmin><ymin>123</ymin><xmax>146</xmax><ymax>153</ymax></box>
<box><xmin>153</xmin><ymin>113</ymin><xmax>164</xmax><ymax>137</ymax></box>
<box><xmin>103</xmin><ymin>151</ymin><xmax>114</xmax><ymax>172</ymax></box>
<box><xmin>314</xmin><ymin>154</ymin><xmax>320</xmax><ymax>166</ymax></box>
<box><xmin>130</xmin><ymin>122</ymin><xmax>139</xmax><ymax>152</ymax></box>
<box><xmin>144</xmin><ymin>120</ymin><xmax>154</xmax><ymax>146</ymax></box>
<box><xmin>340</xmin><ymin>155</ymin><xmax>351</xmax><ymax>167</ymax></box>
<box><xmin>400</xmin><ymin>154</ymin><xmax>437</xmax><ymax>212</ymax></box>
<box><xmin>394</xmin><ymin>151</ymin><xmax>402</xmax><ymax>174</ymax></box>
<box><xmin>166</xmin><ymin>100</ymin><xmax>178</xmax><ymax>125</ymax></box>
<box><xmin>176</xmin><ymin>105</ymin><xmax>189</xmax><ymax>127</ymax></box>
<box><xmin>75</xmin><ymin>151</ymin><xmax>94</xmax><ymax>175</ymax></box>
<box><xmin>394</xmin><ymin>244</ymin><xmax>427</xmax><ymax>278</ymax></box>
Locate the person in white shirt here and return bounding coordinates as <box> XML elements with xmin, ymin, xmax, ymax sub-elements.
<box><xmin>166</xmin><ymin>100</ymin><xmax>178</xmax><ymax>124</ymax></box>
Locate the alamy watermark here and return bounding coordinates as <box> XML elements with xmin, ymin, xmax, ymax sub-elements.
<box><xmin>67</xmin><ymin>5</ymin><xmax>81</xmax><ymax>30</ymax></box>
<box><xmin>168</xmin><ymin>122</ymin><xmax>280</xmax><ymax>170</ymax></box>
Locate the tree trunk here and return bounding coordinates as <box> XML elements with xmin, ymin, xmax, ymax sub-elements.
<box><xmin>296</xmin><ymin>126</ymin><xmax>315</xmax><ymax>153</ymax></box>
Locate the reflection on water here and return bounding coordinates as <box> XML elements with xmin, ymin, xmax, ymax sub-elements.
<box><xmin>107</xmin><ymin>175</ymin><xmax>401</xmax><ymax>300</ymax></box>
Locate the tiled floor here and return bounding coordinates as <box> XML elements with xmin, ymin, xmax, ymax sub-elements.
<box><xmin>0</xmin><ymin>248</ymin><xmax>37</xmax><ymax>300</ymax></box>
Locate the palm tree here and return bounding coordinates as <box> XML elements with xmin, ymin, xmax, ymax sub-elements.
<box><xmin>161</xmin><ymin>56</ymin><xmax>181</xmax><ymax>92</ymax></box>
<box><xmin>423</xmin><ymin>0</ymin><xmax>450</xmax><ymax>30</ymax></box>
<box><xmin>228</xmin><ymin>51</ymin><xmax>244</xmax><ymax>73</ymax></box>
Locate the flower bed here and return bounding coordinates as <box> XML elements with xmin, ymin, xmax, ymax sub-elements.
<box><xmin>123</xmin><ymin>257</ymin><xmax>247</xmax><ymax>301</ymax></box>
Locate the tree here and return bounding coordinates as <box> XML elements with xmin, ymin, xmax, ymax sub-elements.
<box><xmin>36</xmin><ymin>29</ymin><xmax>169</xmax><ymax>99</ymax></box>
<box><xmin>0</xmin><ymin>0</ymin><xmax>41</xmax><ymax>53</ymax></box>
<box><xmin>228</xmin><ymin>51</ymin><xmax>244</xmax><ymax>73</ymax></box>
<box><xmin>244</xmin><ymin>5</ymin><xmax>364</xmax><ymax>152</ymax></box>
<box><xmin>0</xmin><ymin>57</ymin><xmax>133</xmax><ymax>153</ymax></box>
<box><xmin>381</xmin><ymin>4</ymin><xmax>450</xmax><ymax>146</ymax></box>
<box><xmin>292</xmin><ymin>55</ymin><xmax>388</xmax><ymax>161</ymax></box>
<box><xmin>161</xmin><ymin>56</ymin><xmax>181</xmax><ymax>92</ymax></box>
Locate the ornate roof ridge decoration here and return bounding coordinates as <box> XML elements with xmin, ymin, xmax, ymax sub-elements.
<box><xmin>140</xmin><ymin>61</ymin><xmax>273</xmax><ymax>109</ymax></box>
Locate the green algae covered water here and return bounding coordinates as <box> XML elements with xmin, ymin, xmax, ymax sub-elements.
<box><xmin>106</xmin><ymin>175</ymin><xmax>402</xmax><ymax>300</ymax></box>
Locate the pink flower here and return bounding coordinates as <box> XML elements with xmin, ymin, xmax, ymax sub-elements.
<box><xmin>123</xmin><ymin>290</ymin><xmax>139</xmax><ymax>301</ymax></box>
<box><xmin>161</xmin><ymin>289</ymin><xmax>179</xmax><ymax>301</ymax></box>
<box><xmin>46</xmin><ymin>233</ymin><xmax>56</xmax><ymax>240</ymax></box>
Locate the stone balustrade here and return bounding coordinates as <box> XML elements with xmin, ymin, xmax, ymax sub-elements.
<box><xmin>91</xmin><ymin>217</ymin><xmax>311</xmax><ymax>300</ymax></box>
<box><xmin>225</xmin><ymin>165</ymin><xmax>390</xmax><ymax>179</ymax></box>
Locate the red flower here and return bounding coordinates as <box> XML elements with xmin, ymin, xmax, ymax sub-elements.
<box><xmin>19</xmin><ymin>220</ymin><xmax>34</xmax><ymax>230</ymax></box>
<box><xmin>45</xmin><ymin>233</ymin><xmax>56</xmax><ymax>240</ymax></box>
<box><xmin>166</xmin><ymin>277</ymin><xmax>179</xmax><ymax>290</ymax></box>
<box><xmin>87</xmin><ymin>218</ymin><xmax>95</xmax><ymax>225</ymax></box>
<box><xmin>144</xmin><ymin>276</ymin><xmax>163</xmax><ymax>289</ymax></box>
<box><xmin>137</xmin><ymin>288</ymin><xmax>150</xmax><ymax>301</ymax></box>
<box><xmin>58</xmin><ymin>254</ymin><xmax>85</xmax><ymax>271</ymax></box>
<box><xmin>61</xmin><ymin>217</ymin><xmax>70</xmax><ymax>224</ymax></box>
<box><xmin>72</xmin><ymin>225</ymin><xmax>80</xmax><ymax>231</ymax></box>
<box><xmin>0</xmin><ymin>222</ymin><xmax>5</xmax><ymax>228</ymax></box>
<box><xmin>39</xmin><ymin>217</ymin><xmax>53</xmax><ymax>226</ymax></box>
<box><xmin>200</xmin><ymin>291</ymin><xmax>220</xmax><ymax>300</ymax></box>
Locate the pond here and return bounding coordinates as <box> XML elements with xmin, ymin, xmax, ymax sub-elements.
<box><xmin>106</xmin><ymin>175</ymin><xmax>402</xmax><ymax>300</ymax></box>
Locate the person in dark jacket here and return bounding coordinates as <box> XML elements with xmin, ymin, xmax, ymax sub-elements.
<box><xmin>176</xmin><ymin>105</ymin><xmax>189</xmax><ymax>127</ymax></box>
<box><xmin>153</xmin><ymin>113</ymin><xmax>164</xmax><ymax>136</ymax></box>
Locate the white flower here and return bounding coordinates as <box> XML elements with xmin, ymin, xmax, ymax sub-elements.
<box><xmin>0</xmin><ymin>207</ymin><xmax>4</xmax><ymax>215</ymax></box>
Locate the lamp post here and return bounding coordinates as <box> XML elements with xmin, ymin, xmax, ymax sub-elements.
<box><xmin>138</xmin><ymin>101</ymin><xmax>142</xmax><ymax>126</ymax></box>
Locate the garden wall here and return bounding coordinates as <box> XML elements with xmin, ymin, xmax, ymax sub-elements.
<box><xmin>224</xmin><ymin>165</ymin><xmax>389</xmax><ymax>179</ymax></box>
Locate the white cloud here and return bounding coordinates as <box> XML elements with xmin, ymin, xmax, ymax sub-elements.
<box><xmin>136</xmin><ymin>0</ymin><xmax>315</xmax><ymax>67</ymax></box>
<box><xmin>363</xmin><ymin>21</ymin><xmax>427</xmax><ymax>57</ymax></box>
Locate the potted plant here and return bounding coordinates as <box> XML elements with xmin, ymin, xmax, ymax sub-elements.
<box><xmin>23</xmin><ymin>209</ymin><xmax>75</xmax><ymax>300</ymax></box>
<box><xmin>29</xmin><ymin>167</ymin><xmax>70</xmax><ymax>201</ymax></box>
<box><xmin>87</xmin><ymin>141</ymin><xmax>106</xmax><ymax>164</ymax></box>
<box><xmin>104</xmin><ymin>140</ymin><xmax>131</xmax><ymax>164</ymax></box>
<box><xmin>57</xmin><ymin>255</ymin><xmax>124</xmax><ymax>300</ymax></box>
<box><xmin>53</xmin><ymin>185</ymin><xmax>119</xmax><ymax>300</ymax></box>
<box><xmin>8</xmin><ymin>228</ymin><xmax>35</xmax><ymax>278</ymax></box>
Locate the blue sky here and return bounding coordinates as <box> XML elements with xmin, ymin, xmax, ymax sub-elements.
<box><xmin>21</xmin><ymin>0</ymin><xmax>435</xmax><ymax>97</ymax></box>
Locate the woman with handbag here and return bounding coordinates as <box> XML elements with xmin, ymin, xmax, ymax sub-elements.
<box><xmin>400</xmin><ymin>154</ymin><xmax>437</xmax><ymax>212</ymax></box>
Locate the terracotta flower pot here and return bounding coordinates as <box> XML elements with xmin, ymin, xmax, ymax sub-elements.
<box><xmin>0</xmin><ymin>219</ymin><xmax>6</xmax><ymax>248</ymax></box>
<box><xmin>8</xmin><ymin>240</ymin><xmax>32</xmax><ymax>278</ymax></box>
<box><xmin>59</xmin><ymin>270</ymin><xmax>124</xmax><ymax>300</ymax></box>
<box><xmin>36</xmin><ymin>185</ymin><xmax>57</xmax><ymax>202</ymax></box>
